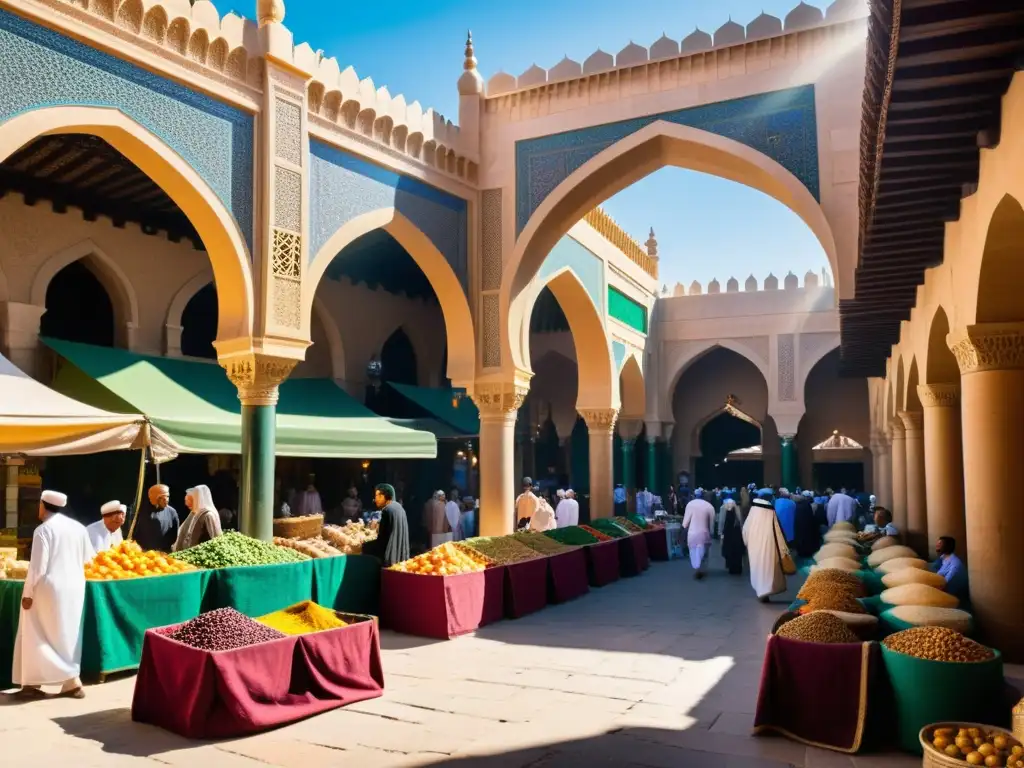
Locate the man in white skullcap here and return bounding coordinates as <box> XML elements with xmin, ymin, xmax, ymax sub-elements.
<box><xmin>14</xmin><ymin>490</ymin><xmax>95</xmax><ymax>699</ymax></box>
<box><xmin>554</xmin><ymin>489</ymin><xmax>572</xmax><ymax>528</ymax></box>
<box><xmin>86</xmin><ymin>501</ymin><xmax>126</xmax><ymax>553</ymax></box>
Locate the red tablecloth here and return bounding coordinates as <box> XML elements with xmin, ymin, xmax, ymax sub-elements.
<box><xmin>503</xmin><ymin>557</ymin><xmax>549</xmax><ymax>619</ymax></box>
<box><xmin>380</xmin><ymin>567</ymin><xmax>505</xmax><ymax>639</ymax></box>
<box><xmin>618</xmin><ymin>534</ymin><xmax>648</xmax><ymax>576</ymax></box>
<box><xmin>644</xmin><ymin>527</ymin><xmax>669</xmax><ymax>561</ymax></box>
<box><xmin>546</xmin><ymin>548</ymin><xmax>590</xmax><ymax>604</ymax></box>
<box><xmin>585</xmin><ymin>540</ymin><xmax>620</xmax><ymax>587</ymax></box>
<box><xmin>131</xmin><ymin>616</ymin><xmax>384</xmax><ymax>739</ymax></box>
<box><xmin>632</xmin><ymin>533</ymin><xmax>650</xmax><ymax>571</ymax></box>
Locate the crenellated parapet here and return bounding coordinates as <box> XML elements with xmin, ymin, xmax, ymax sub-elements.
<box><xmin>583</xmin><ymin>208</ymin><xmax>658</xmax><ymax>279</ymax></box>
<box><xmin>484</xmin><ymin>0</ymin><xmax>866</xmax><ymax>100</ymax></box>
<box><xmin>663</xmin><ymin>269</ymin><xmax>830</xmax><ymax>297</ymax></box>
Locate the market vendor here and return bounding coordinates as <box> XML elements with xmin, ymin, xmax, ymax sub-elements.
<box><xmin>172</xmin><ymin>485</ymin><xmax>224</xmax><ymax>552</ymax></box>
<box><xmin>362</xmin><ymin>483</ymin><xmax>409</xmax><ymax>567</ymax></box>
<box><xmin>86</xmin><ymin>500</ymin><xmax>125</xmax><ymax>553</ymax></box>
<box><xmin>858</xmin><ymin>506</ymin><xmax>898</xmax><ymax>543</ymax></box>
<box><xmin>14</xmin><ymin>489</ymin><xmax>94</xmax><ymax>699</ymax></box>
<box><xmin>134</xmin><ymin>484</ymin><xmax>180</xmax><ymax>553</ymax></box>
<box><xmin>529</xmin><ymin>492</ymin><xmax>557</xmax><ymax>532</ymax></box>
<box><xmin>425</xmin><ymin>490</ymin><xmax>451</xmax><ymax>548</ymax></box>
<box><xmin>931</xmin><ymin>536</ymin><xmax>969</xmax><ymax>601</ymax></box>
<box><xmin>515</xmin><ymin>477</ymin><xmax>540</xmax><ymax>529</ymax></box>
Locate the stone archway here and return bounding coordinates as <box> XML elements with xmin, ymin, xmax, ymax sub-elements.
<box><xmin>311</xmin><ymin>296</ymin><xmax>346</xmax><ymax>382</ymax></box>
<box><xmin>0</xmin><ymin>106</ymin><xmax>254</xmax><ymax>343</ymax></box>
<box><xmin>619</xmin><ymin>353</ymin><xmax>645</xmax><ymax>420</ymax></box>
<box><xmin>503</xmin><ymin>121</ymin><xmax>840</xmax><ymax>372</ymax></box>
<box><xmin>974</xmin><ymin>194</ymin><xmax>1024</xmax><ymax>324</ymax></box>
<box><xmin>306</xmin><ymin>208</ymin><xmax>475</xmax><ymax>387</ymax></box>
<box><xmin>660</xmin><ymin>339</ymin><xmax>770</xmax><ymax>423</ymax></box>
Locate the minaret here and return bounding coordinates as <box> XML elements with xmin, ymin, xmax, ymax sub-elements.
<box><xmin>458</xmin><ymin>31</ymin><xmax>484</xmax><ymax>160</ymax></box>
<box><xmin>645</xmin><ymin>227</ymin><xmax>659</xmax><ymax>277</ymax></box>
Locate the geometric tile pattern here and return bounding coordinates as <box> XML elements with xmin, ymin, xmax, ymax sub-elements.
<box><xmin>777</xmin><ymin>333</ymin><xmax>796</xmax><ymax>401</ymax></box>
<box><xmin>481</xmin><ymin>188</ymin><xmax>502</xmax><ymax>291</ymax></box>
<box><xmin>515</xmin><ymin>84</ymin><xmax>818</xmax><ymax>233</ymax></box>
<box><xmin>0</xmin><ymin>9</ymin><xmax>254</xmax><ymax>251</ymax></box>
<box><xmin>537</xmin><ymin>235</ymin><xmax>604</xmax><ymax>313</ymax></box>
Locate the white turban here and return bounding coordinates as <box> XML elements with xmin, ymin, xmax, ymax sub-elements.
<box><xmin>557</xmin><ymin>489</ymin><xmax>566</xmax><ymax>499</ymax></box>
<box><xmin>41</xmin><ymin>490</ymin><xmax>67</xmax><ymax>508</ymax></box>
<box><xmin>101</xmin><ymin>500</ymin><xmax>126</xmax><ymax>516</ymax></box>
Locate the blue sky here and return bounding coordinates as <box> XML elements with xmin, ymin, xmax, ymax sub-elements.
<box><xmin>213</xmin><ymin>0</ymin><xmax>839</xmax><ymax>287</ymax></box>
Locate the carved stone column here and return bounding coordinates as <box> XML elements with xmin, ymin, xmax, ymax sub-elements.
<box><xmin>949</xmin><ymin>322</ymin><xmax>1024</xmax><ymax>660</ymax></box>
<box><xmin>581</xmin><ymin>408</ymin><xmax>618</xmax><ymax>519</ymax></box>
<box><xmin>869</xmin><ymin>432</ymin><xmax>892</xmax><ymax>510</ymax></box>
<box><xmin>0</xmin><ymin>302</ymin><xmax>46</xmax><ymax>378</ymax></box>
<box><xmin>472</xmin><ymin>379</ymin><xmax>529</xmax><ymax>537</ymax></box>
<box><xmin>889</xmin><ymin>420</ymin><xmax>908</xmax><ymax>534</ymax></box>
<box><xmin>223</xmin><ymin>353</ymin><xmax>297</xmax><ymax>540</ymax></box>
<box><xmin>918</xmin><ymin>383</ymin><xmax>965</xmax><ymax>554</ymax></box>
<box><xmin>898</xmin><ymin>410</ymin><xmax>927</xmax><ymax>554</ymax></box>
<box><xmin>779</xmin><ymin>433</ymin><xmax>797</xmax><ymax>490</ymax></box>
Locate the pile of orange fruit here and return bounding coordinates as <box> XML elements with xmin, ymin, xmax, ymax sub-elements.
<box><xmin>390</xmin><ymin>542</ymin><xmax>494</xmax><ymax>576</ymax></box>
<box><xmin>84</xmin><ymin>540</ymin><xmax>195</xmax><ymax>580</ymax></box>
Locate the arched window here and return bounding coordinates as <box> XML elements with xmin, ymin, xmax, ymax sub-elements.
<box><xmin>40</xmin><ymin>261</ymin><xmax>114</xmax><ymax>347</ymax></box>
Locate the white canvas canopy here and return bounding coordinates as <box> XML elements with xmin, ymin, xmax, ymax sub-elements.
<box><xmin>0</xmin><ymin>351</ymin><xmax>178</xmax><ymax>462</ymax></box>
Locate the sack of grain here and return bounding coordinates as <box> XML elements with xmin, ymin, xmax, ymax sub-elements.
<box><xmin>824</xmin><ymin>531</ymin><xmax>859</xmax><ymax>545</ymax></box>
<box><xmin>867</xmin><ymin>545</ymin><xmax>918</xmax><ymax>567</ymax></box>
<box><xmin>798</xmin><ymin>568</ymin><xmax>866</xmax><ymax>599</ymax></box>
<box><xmin>832</xmin><ymin>521</ymin><xmax>856</xmax><ymax>532</ymax></box>
<box><xmin>883</xmin><ymin>605</ymin><xmax>973</xmax><ymax>634</ymax></box>
<box><xmin>876</xmin><ymin>557</ymin><xmax>928</xmax><ymax>574</ymax></box>
<box><xmin>813</xmin><ymin>557</ymin><xmax>863</xmax><ymax>572</ymax></box>
<box><xmin>881</xmin><ymin>568</ymin><xmax>947</xmax><ymax>590</ymax></box>
<box><xmin>814</xmin><ymin>542</ymin><xmax>859</xmax><ymax>562</ymax></box>
<box><xmin>819</xmin><ymin>609</ymin><xmax>879</xmax><ymax>632</ymax></box>
<box><xmin>871</xmin><ymin>536</ymin><xmax>898</xmax><ymax>551</ymax></box>
<box><xmin>880</xmin><ymin>583</ymin><xmax>959</xmax><ymax>609</ymax></box>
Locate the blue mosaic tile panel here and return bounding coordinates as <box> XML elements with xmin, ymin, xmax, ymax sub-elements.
<box><xmin>516</xmin><ymin>85</ymin><xmax>818</xmax><ymax>233</ymax></box>
<box><xmin>0</xmin><ymin>10</ymin><xmax>254</xmax><ymax>250</ymax></box>
<box><xmin>537</xmin><ymin>235</ymin><xmax>604</xmax><ymax>314</ymax></box>
<box><xmin>613</xmin><ymin>341</ymin><xmax>627</xmax><ymax>373</ymax></box>
<box><xmin>309</xmin><ymin>140</ymin><xmax>469</xmax><ymax>295</ymax></box>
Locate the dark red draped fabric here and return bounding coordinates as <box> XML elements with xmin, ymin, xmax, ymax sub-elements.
<box><xmin>546</xmin><ymin>548</ymin><xmax>589</xmax><ymax>604</ymax></box>
<box><xmin>380</xmin><ymin>567</ymin><xmax>505</xmax><ymax>639</ymax></box>
<box><xmin>131</xmin><ymin>618</ymin><xmax>384</xmax><ymax>739</ymax></box>
<box><xmin>632</xmin><ymin>533</ymin><xmax>650</xmax><ymax>571</ymax></box>
<box><xmin>618</xmin><ymin>534</ymin><xmax>648</xmax><ymax>577</ymax></box>
<box><xmin>585</xmin><ymin>540</ymin><xmax>620</xmax><ymax>587</ymax></box>
<box><xmin>503</xmin><ymin>557</ymin><xmax>548</xmax><ymax>619</ymax></box>
<box><xmin>644</xmin><ymin>528</ymin><xmax>670</xmax><ymax>561</ymax></box>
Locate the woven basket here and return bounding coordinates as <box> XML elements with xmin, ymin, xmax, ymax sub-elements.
<box><xmin>919</xmin><ymin>722</ymin><xmax>1021</xmax><ymax>767</ymax></box>
<box><xmin>272</xmin><ymin>514</ymin><xmax>324</xmax><ymax>540</ymax></box>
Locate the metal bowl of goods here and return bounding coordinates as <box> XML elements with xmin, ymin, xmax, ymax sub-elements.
<box><xmin>920</xmin><ymin>723</ymin><xmax>1022</xmax><ymax>767</ymax></box>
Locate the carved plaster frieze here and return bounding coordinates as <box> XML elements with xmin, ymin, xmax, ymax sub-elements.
<box><xmin>579</xmin><ymin>407</ymin><xmax>619</xmax><ymax>433</ymax></box>
<box><xmin>949</xmin><ymin>323</ymin><xmax>1024</xmax><ymax>375</ymax></box>
<box><xmin>222</xmin><ymin>354</ymin><xmax>298</xmax><ymax>406</ymax></box>
<box><xmin>917</xmin><ymin>383</ymin><xmax>960</xmax><ymax>409</ymax></box>
<box><xmin>471</xmin><ymin>381</ymin><xmax>530</xmax><ymax>418</ymax></box>
<box><xmin>897</xmin><ymin>410</ymin><xmax>923</xmax><ymax>434</ymax></box>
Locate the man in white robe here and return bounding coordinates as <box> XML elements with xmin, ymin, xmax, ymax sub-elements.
<box><xmin>636</xmin><ymin>487</ymin><xmax>654</xmax><ymax>518</ymax></box>
<box><xmin>742</xmin><ymin>492</ymin><xmax>789</xmax><ymax>602</ymax></box>
<box><xmin>514</xmin><ymin>477</ymin><xmax>540</xmax><ymax>530</ymax></box>
<box><xmin>445</xmin><ymin>489</ymin><xmax>463</xmax><ymax>541</ymax></box>
<box><xmin>14</xmin><ymin>490</ymin><xmax>95</xmax><ymax>699</ymax></box>
<box><xmin>529</xmin><ymin>493</ymin><xmax>557</xmax><ymax>532</ymax></box>
<box><xmin>565</xmin><ymin>490</ymin><xmax>580</xmax><ymax>527</ymax></box>
<box><xmin>85</xmin><ymin>500</ymin><xmax>125</xmax><ymax>553</ymax></box>
<box><xmin>293</xmin><ymin>474</ymin><xmax>323</xmax><ymax>517</ymax></box>
<box><xmin>682</xmin><ymin>490</ymin><xmax>715</xmax><ymax>579</ymax></box>
<box><xmin>554</xmin><ymin>490</ymin><xmax>571</xmax><ymax>528</ymax></box>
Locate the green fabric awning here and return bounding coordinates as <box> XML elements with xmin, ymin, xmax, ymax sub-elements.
<box><xmin>42</xmin><ymin>338</ymin><xmax>436</xmax><ymax>459</ymax></box>
<box><xmin>385</xmin><ymin>417</ymin><xmax>469</xmax><ymax>441</ymax></box>
<box><xmin>387</xmin><ymin>382</ymin><xmax>479</xmax><ymax>436</ymax></box>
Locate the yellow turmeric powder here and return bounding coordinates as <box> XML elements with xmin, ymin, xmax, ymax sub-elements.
<box><xmin>256</xmin><ymin>600</ymin><xmax>348</xmax><ymax>636</ymax></box>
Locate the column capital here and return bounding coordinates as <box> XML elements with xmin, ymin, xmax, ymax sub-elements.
<box><xmin>889</xmin><ymin>419</ymin><xmax>906</xmax><ymax>440</ymax></box>
<box><xmin>897</xmin><ymin>410</ymin><xmax>924</xmax><ymax>433</ymax></box>
<box><xmin>948</xmin><ymin>322</ymin><xmax>1024</xmax><ymax>374</ymax></box>
<box><xmin>918</xmin><ymin>382</ymin><xmax>961</xmax><ymax>408</ymax></box>
<box><xmin>471</xmin><ymin>380</ymin><xmax>529</xmax><ymax>421</ymax></box>
<box><xmin>579</xmin><ymin>407</ymin><xmax>619</xmax><ymax>434</ymax></box>
<box><xmin>221</xmin><ymin>353</ymin><xmax>297</xmax><ymax>406</ymax></box>
<box><xmin>779</xmin><ymin>433</ymin><xmax>796</xmax><ymax>443</ymax></box>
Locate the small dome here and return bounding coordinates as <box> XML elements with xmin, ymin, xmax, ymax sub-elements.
<box><xmin>745</xmin><ymin>275</ymin><xmax>758</xmax><ymax>291</ymax></box>
<box><xmin>714</xmin><ymin>19</ymin><xmax>745</xmax><ymax>47</ymax></box>
<box><xmin>549</xmin><ymin>56</ymin><xmax>582</xmax><ymax>81</ymax></box>
<box><xmin>726</xmin><ymin>277</ymin><xmax>740</xmax><ymax>293</ymax></box>
<box><xmin>681</xmin><ymin>28</ymin><xmax>713</xmax><ymax>54</ymax></box>
<box><xmin>650</xmin><ymin>34</ymin><xmax>680</xmax><ymax>60</ymax></box>
<box><xmin>825</xmin><ymin>0</ymin><xmax>863</xmax><ymax>21</ymax></box>
<box><xmin>708</xmin><ymin>278</ymin><xmax>721</xmax><ymax>294</ymax></box>
<box><xmin>689</xmin><ymin>280</ymin><xmax>703</xmax><ymax>296</ymax></box>
<box><xmin>804</xmin><ymin>270</ymin><xmax>820</xmax><ymax>288</ymax></box>
<box><xmin>784</xmin><ymin>271</ymin><xmax>799</xmax><ymax>290</ymax></box>
<box><xmin>673</xmin><ymin>282</ymin><xmax>686</xmax><ymax>297</ymax></box>
<box><xmin>617</xmin><ymin>41</ymin><xmax>649</xmax><ymax>67</ymax></box>
<box><xmin>583</xmin><ymin>49</ymin><xmax>614</xmax><ymax>74</ymax></box>
<box><xmin>487</xmin><ymin>71</ymin><xmax>516</xmax><ymax>96</ymax></box>
<box><xmin>518</xmin><ymin>64</ymin><xmax>547</xmax><ymax>87</ymax></box>
<box><xmin>786</xmin><ymin>1</ymin><xmax>824</xmax><ymax>30</ymax></box>
<box><xmin>747</xmin><ymin>12</ymin><xmax>782</xmax><ymax>40</ymax></box>
<box><xmin>765</xmin><ymin>273</ymin><xmax>779</xmax><ymax>290</ymax></box>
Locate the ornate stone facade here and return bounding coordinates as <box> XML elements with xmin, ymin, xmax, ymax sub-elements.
<box><xmin>472</xmin><ymin>380</ymin><xmax>530</xmax><ymax>417</ymax></box>
<box><xmin>917</xmin><ymin>383</ymin><xmax>960</xmax><ymax>408</ymax></box>
<box><xmin>897</xmin><ymin>410</ymin><xmax>924</xmax><ymax>434</ymax></box>
<box><xmin>578</xmin><ymin>407</ymin><xmax>619</xmax><ymax>433</ymax></box>
<box><xmin>222</xmin><ymin>354</ymin><xmax>298</xmax><ymax>406</ymax></box>
<box><xmin>949</xmin><ymin>323</ymin><xmax>1024</xmax><ymax>375</ymax></box>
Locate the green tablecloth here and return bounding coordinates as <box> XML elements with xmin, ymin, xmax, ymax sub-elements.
<box><xmin>203</xmin><ymin>560</ymin><xmax>315</xmax><ymax>617</ymax></box>
<box><xmin>81</xmin><ymin>569</ymin><xmax>212</xmax><ymax>677</ymax></box>
<box><xmin>312</xmin><ymin>555</ymin><xmax>381</xmax><ymax>615</ymax></box>
<box><xmin>0</xmin><ymin>579</ymin><xmax>23</xmax><ymax>690</ymax></box>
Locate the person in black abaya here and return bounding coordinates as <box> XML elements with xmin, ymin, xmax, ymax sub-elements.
<box><xmin>720</xmin><ymin>499</ymin><xmax>745</xmax><ymax>575</ymax></box>
<box><xmin>793</xmin><ymin>490</ymin><xmax>821</xmax><ymax>558</ymax></box>
<box><xmin>361</xmin><ymin>483</ymin><xmax>410</xmax><ymax>567</ymax></box>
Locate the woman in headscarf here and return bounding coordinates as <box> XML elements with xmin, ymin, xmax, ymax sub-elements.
<box><xmin>720</xmin><ymin>499</ymin><xmax>745</xmax><ymax>575</ymax></box>
<box><xmin>172</xmin><ymin>485</ymin><xmax>223</xmax><ymax>552</ymax></box>
<box><xmin>741</xmin><ymin>489</ymin><xmax>789</xmax><ymax>602</ymax></box>
<box><xmin>793</xmin><ymin>490</ymin><xmax>820</xmax><ymax>558</ymax></box>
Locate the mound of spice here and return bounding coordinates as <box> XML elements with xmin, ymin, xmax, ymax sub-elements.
<box><xmin>512</xmin><ymin>531</ymin><xmax>574</xmax><ymax>554</ymax></box>
<box><xmin>256</xmin><ymin>601</ymin><xmax>348</xmax><ymax>636</ymax></box>
<box><xmin>544</xmin><ymin>526</ymin><xmax>599</xmax><ymax>546</ymax></box>
<box><xmin>579</xmin><ymin>525</ymin><xmax>613</xmax><ymax>542</ymax></box>
<box><xmin>775</xmin><ymin>612</ymin><xmax>860</xmax><ymax>644</ymax></box>
<box><xmin>611</xmin><ymin>517</ymin><xmax>643</xmax><ymax>532</ymax></box>
<box><xmin>588</xmin><ymin>519</ymin><xmax>629</xmax><ymax>538</ymax></box>
<box><xmin>167</xmin><ymin>607</ymin><xmax>285</xmax><ymax>651</ymax></box>
<box><xmin>462</xmin><ymin>536</ymin><xmax>542</xmax><ymax>564</ymax></box>
<box><xmin>883</xmin><ymin>626</ymin><xmax>995</xmax><ymax>663</ymax></box>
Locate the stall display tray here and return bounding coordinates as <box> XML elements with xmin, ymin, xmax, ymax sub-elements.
<box><xmin>643</xmin><ymin>527</ymin><xmax>670</xmax><ymax>561</ymax></box>
<box><xmin>585</xmin><ymin>540</ymin><xmax>621</xmax><ymax>587</ymax></box>
<box><xmin>546</xmin><ymin>548</ymin><xmax>589</xmax><ymax>604</ymax></box>
<box><xmin>380</xmin><ymin>567</ymin><xmax>505</xmax><ymax>639</ymax></box>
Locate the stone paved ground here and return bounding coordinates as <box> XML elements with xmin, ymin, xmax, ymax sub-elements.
<box><xmin>1</xmin><ymin>558</ymin><xmax>925</xmax><ymax>768</ymax></box>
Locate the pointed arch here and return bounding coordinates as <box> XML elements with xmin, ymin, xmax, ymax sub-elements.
<box><xmin>663</xmin><ymin>339</ymin><xmax>770</xmax><ymax>397</ymax></box>
<box><xmin>305</xmin><ymin>208</ymin><xmax>475</xmax><ymax>387</ymax></box>
<box><xmin>0</xmin><ymin>106</ymin><xmax>253</xmax><ymax>342</ymax></box>
<box><xmin>619</xmin><ymin>353</ymin><xmax>645</xmax><ymax>420</ymax></box>
<box><xmin>503</xmin><ymin>120</ymin><xmax>840</xmax><ymax>371</ymax></box>
<box><xmin>312</xmin><ymin>295</ymin><xmax>346</xmax><ymax>382</ymax></box>
<box><xmin>165</xmin><ymin>270</ymin><xmax>214</xmax><ymax>333</ymax></box>
<box><xmin>924</xmin><ymin>305</ymin><xmax>958</xmax><ymax>385</ymax></box>
<box><xmin>904</xmin><ymin>356</ymin><xmax>921</xmax><ymax>412</ymax></box>
<box><xmin>976</xmin><ymin>193</ymin><xmax>1024</xmax><ymax>324</ymax></box>
<box><xmin>894</xmin><ymin>355</ymin><xmax>906</xmax><ymax>415</ymax></box>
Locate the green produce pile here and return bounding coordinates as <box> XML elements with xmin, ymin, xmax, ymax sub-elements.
<box><xmin>612</xmin><ymin>516</ymin><xmax>644</xmax><ymax>532</ymax></box>
<box><xmin>512</xmin><ymin>531</ymin><xmax>574</xmax><ymax>554</ymax></box>
<box><xmin>545</xmin><ymin>526</ymin><xmax>599</xmax><ymax>546</ymax></box>
<box><xmin>175</xmin><ymin>531</ymin><xmax>310</xmax><ymax>569</ymax></box>
<box><xmin>627</xmin><ymin>515</ymin><xmax>649</xmax><ymax>529</ymax></box>
<box><xmin>589</xmin><ymin>519</ymin><xmax>629</xmax><ymax>538</ymax></box>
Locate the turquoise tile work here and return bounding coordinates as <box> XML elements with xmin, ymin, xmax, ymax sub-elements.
<box><xmin>515</xmin><ymin>85</ymin><xmax>818</xmax><ymax>233</ymax></box>
<box><xmin>309</xmin><ymin>140</ymin><xmax>469</xmax><ymax>295</ymax></box>
<box><xmin>608</xmin><ymin>286</ymin><xmax>648</xmax><ymax>334</ymax></box>
<box><xmin>537</xmin><ymin>236</ymin><xmax>604</xmax><ymax>313</ymax></box>
<box><xmin>613</xmin><ymin>341</ymin><xmax>628</xmax><ymax>373</ymax></box>
<box><xmin>0</xmin><ymin>10</ymin><xmax>253</xmax><ymax>249</ymax></box>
